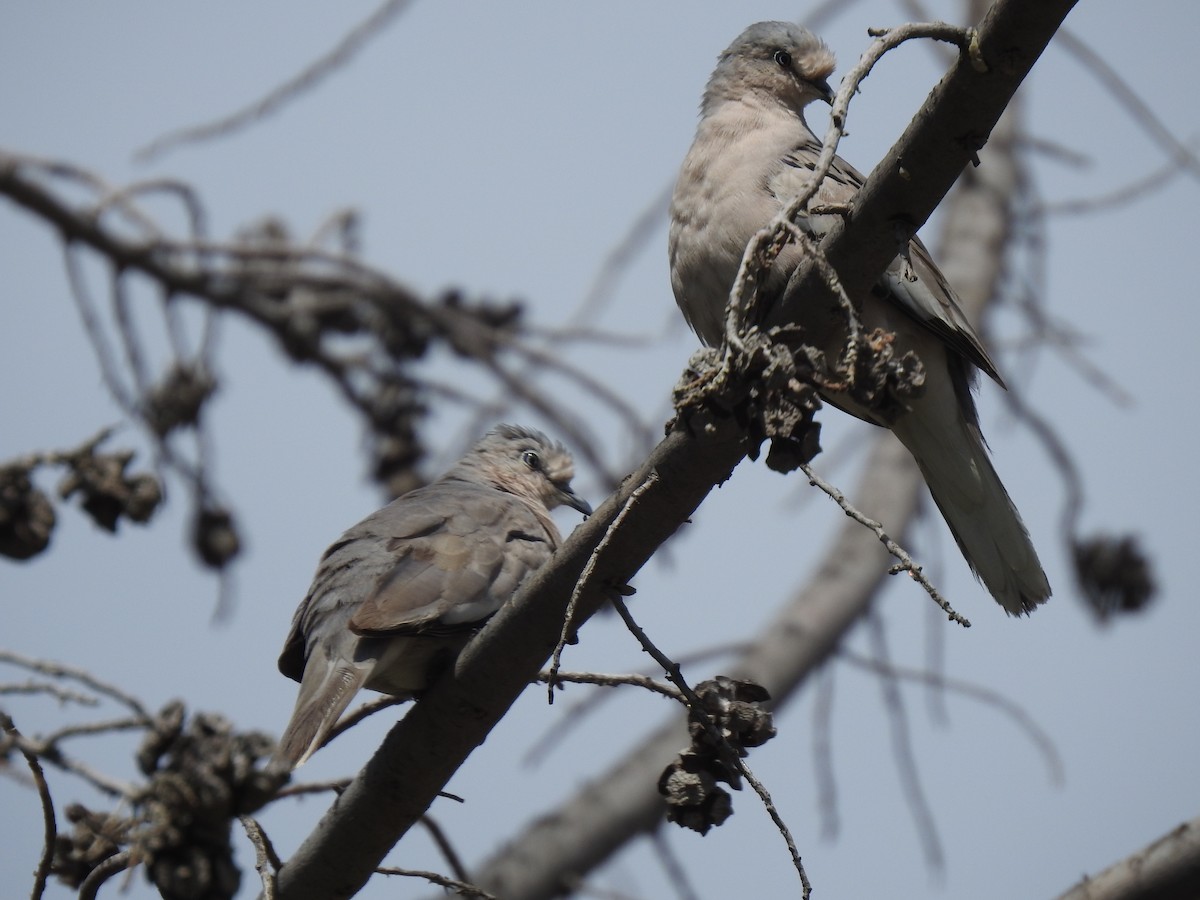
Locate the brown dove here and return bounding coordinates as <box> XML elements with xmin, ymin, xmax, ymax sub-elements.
<box><xmin>271</xmin><ymin>425</ymin><xmax>591</xmax><ymax>770</ymax></box>
<box><xmin>669</xmin><ymin>21</ymin><xmax>1050</xmax><ymax>614</ymax></box>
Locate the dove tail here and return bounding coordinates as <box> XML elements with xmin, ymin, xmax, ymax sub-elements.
<box><xmin>893</xmin><ymin>401</ymin><xmax>1051</xmax><ymax>615</ymax></box>
<box><xmin>271</xmin><ymin>659</ymin><xmax>370</xmax><ymax>772</ymax></box>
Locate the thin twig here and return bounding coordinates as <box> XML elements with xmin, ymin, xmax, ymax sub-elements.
<box><xmin>42</xmin><ymin>716</ymin><xmax>147</xmax><ymax>745</ymax></box>
<box><xmin>323</xmin><ymin>695</ymin><xmax>405</xmax><ymax>750</ymax></box>
<box><xmin>865</xmin><ymin>611</ymin><xmax>943</xmax><ymax>871</ymax></box>
<box><xmin>835</xmin><ymin>647</ymin><xmax>1063</xmax><ymax>785</ymax></box>
<box><xmin>1018</xmin><ymin>134</ymin><xmax>1093</xmax><ymax>167</ymax></box>
<box><xmin>798</xmin><ymin>464</ymin><xmax>970</xmax><ymax>626</ymax></box>
<box><xmin>93</xmin><ymin>177</ymin><xmax>208</xmax><ymax>243</ymax></box>
<box><xmin>0</xmin><ymin>681</ymin><xmax>99</xmax><ymax>706</ymax></box>
<box><xmin>419</xmin><ymin>815</ymin><xmax>470</xmax><ymax>883</ymax></box>
<box><xmin>0</xmin><ymin>650</ymin><xmax>151</xmax><ymax>721</ymax></box>
<box><xmin>1056</xmin><ymin>28</ymin><xmax>1200</xmax><ymax>181</ymax></box>
<box><xmin>1</xmin><ymin>713</ymin><xmax>56</xmax><ymax>900</ymax></box>
<box><xmin>0</xmin><ymin>426</ymin><xmax>116</xmax><ymax>474</ymax></box>
<box><xmin>135</xmin><ymin>0</ymin><xmax>416</xmax><ymax>162</ymax></box>
<box><xmin>547</xmin><ymin>471</ymin><xmax>659</xmax><ymax>701</ymax></box>
<box><xmin>558</xmin><ymin>877</ymin><xmax>645</xmax><ymax>900</ymax></box>
<box><xmin>999</xmin><ymin>386</ymin><xmax>1084</xmax><ymax>543</ymax></box>
<box><xmin>525</xmin><ymin>650</ymin><xmax>748</xmax><ymax>766</ymax></box>
<box><xmin>923</xmin><ymin>571</ymin><xmax>950</xmax><ymax>726</ymax></box>
<box><xmin>649</xmin><ymin>829</ymin><xmax>702</xmax><ymax>900</ymax></box>
<box><xmin>580</xmin><ymin>182</ymin><xmax>674</xmax><ymax>321</ymax></box>
<box><xmin>110</xmin><ymin>269</ymin><xmax>153</xmax><ymax>399</ymax></box>
<box><xmin>77</xmin><ymin>850</ymin><xmax>132</xmax><ymax>900</ymax></box>
<box><xmin>8</xmin><ymin>154</ymin><xmax>161</xmax><ymax>234</ymax></box>
<box><xmin>1032</xmin><ymin>140</ymin><xmax>1198</xmax><ymax>217</ymax></box>
<box><xmin>811</xmin><ymin>666</ymin><xmax>839</xmax><ymax>840</ymax></box>
<box><xmin>521</xmin><ymin>323</ymin><xmax>657</xmax><ymax>349</ymax></box>
<box><xmin>782</xmin><ymin>425</ymin><xmax>868</xmax><ymax>510</ymax></box>
<box><xmin>240</xmin><ymin>816</ymin><xmax>280</xmax><ymax>899</ymax></box>
<box><xmin>374</xmin><ymin>867</ymin><xmax>497</xmax><ymax>898</ymax></box>
<box><xmin>307</xmin><ymin>208</ymin><xmax>361</xmax><ymax>254</ymax></box>
<box><xmin>62</xmin><ymin>244</ymin><xmax>137</xmax><ymax>416</ymax></box>
<box><xmin>3</xmin><ymin>729</ymin><xmax>136</xmax><ymax>799</ymax></box>
<box><xmin>803</xmin><ymin>0</ymin><xmax>868</xmax><ymax>31</ymax></box>
<box><xmin>1008</xmin><ymin>282</ymin><xmax>1135</xmax><ymax>408</ymax></box>
<box><xmin>461</xmin><ymin>183</ymin><xmax>669</xmax><ymax>454</ymax></box>
<box><xmin>273</xmin><ymin>778</ymin><xmax>352</xmax><ymax>800</ymax></box>
<box><xmin>535</xmin><ymin>671</ymin><xmax>682</xmax><ymax>701</ymax></box>
<box><xmin>608</xmin><ymin>592</ymin><xmax>811</xmax><ymax>898</ymax></box>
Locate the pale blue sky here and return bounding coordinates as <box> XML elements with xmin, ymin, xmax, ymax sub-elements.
<box><xmin>3</xmin><ymin>3</ymin><xmax>1198</xmax><ymax>898</ymax></box>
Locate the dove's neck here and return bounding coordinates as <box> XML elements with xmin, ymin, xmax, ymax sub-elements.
<box><xmin>698</xmin><ymin>95</ymin><xmax>816</xmax><ymax>157</ymax></box>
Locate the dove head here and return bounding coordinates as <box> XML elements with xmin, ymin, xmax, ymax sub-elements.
<box><xmin>453</xmin><ymin>424</ymin><xmax>592</xmax><ymax>516</ymax></box>
<box><xmin>703</xmin><ymin>21</ymin><xmax>835</xmax><ymax>118</ymax></box>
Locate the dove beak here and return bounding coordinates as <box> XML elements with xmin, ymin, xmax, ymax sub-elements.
<box><xmin>813</xmin><ymin>78</ymin><xmax>834</xmax><ymax>104</ymax></box>
<box><xmin>559</xmin><ymin>486</ymin><xmax>592</xmax><ymax>517</ymax></box>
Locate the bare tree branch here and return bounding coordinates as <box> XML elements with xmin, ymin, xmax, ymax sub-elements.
<box><xmin>0</xmin><ymin>650</ymin><xmax>151</xmax><ymax>721</ymax></box>
<box><xmin>1032</xmin><ymin>138</ymin><xmax>1200</xmax><ymax>217</ymax></box>
<box><xmin>418</xmin><ymin>815</ymin><xmax>471</xmax><ymax>884</ymax></box>
<box><xmin>834</xmin><ymin>646</ymin><xmax>1063</xmax><ymax>785</ymax></box>
<box><xmin>811</xmin><ymin>667</ymin><xmax>840</xmax><ymax>839</ymax></box>
<box><xmin>135</xmin><ymin>0</ymin><xmax>416</xmax><ymax>162</ymax></box>
<box><xmin>648</xmin><ymin>830</ymin><xmax>701</xmax><ymax>900</ymax></box>
<box><xmin>240</xmin><ymin>815</ymin><xmax>280</xmax><ymax>900</ymax></box>
<box><xmin>0</xmin><ymin>682</ymin><xmax>99</xmax><ymax>707</ymax></box>
<box><xmin>1054</xmin><ymin>814</ymin><xmax>1200</xmax><ymax>900</ymax></box>
<box><xmin>0</xmin><ymin>713</ymin><xmax>55</xmax><ymax>900</ymax></box>
<box><xmin>800</xmin><ymin>461</ymin><xmax>969</xmax><ymax>625</ymax></box>
<box><xmin>864</xmin><ymin>611</ymin><xmax>943</xmax><ymax>870</ymax></box>
<box><xmin>77</xmin><ymin>850</ymin><xmax>132</xmax><ymax>900</ymax></box>
<box><xmin>608</xmin><ymin>592</ymin><xmax>809</xmax><ymax>897</ymax></box>
<box><xmin>375</xmin><ymin>867</ymin><xmax>497</xmax><ymax>898</ymax></box>
<box><xmin>1054</xmin><ymin>28</ymin><xmax>1200</xmax><ymax>182</ymax></box>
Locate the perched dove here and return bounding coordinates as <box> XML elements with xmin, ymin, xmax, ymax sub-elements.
<box><xmin>669</xmin><ymin>21</ymin><xmax>1050</xmax><ymax>614</ymax></box>
<box><xmin>271</xmin><ymin>425</ymin><xmax>591</xmax><ymax>770</ymax></box>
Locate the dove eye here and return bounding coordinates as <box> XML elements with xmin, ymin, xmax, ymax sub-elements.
<box><xmin>521</xmin><ymin>450</ymin><xmax>542</xmax><ymax>471</ymax></box>
<box><xmin>773</xmin><ymin>49</ymin><xmax>792</xmax><ymax>69</ymax></box>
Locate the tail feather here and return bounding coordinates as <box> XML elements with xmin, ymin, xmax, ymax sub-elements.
<box><xmin>894</xmin><ymin>406</ymin><xmax>1050</xmax><ymax>615</ymax></box>
<box><xmin>271</xmin><ymin>657</ymin><xmax>371</xmax><ymax>771</ymax></box>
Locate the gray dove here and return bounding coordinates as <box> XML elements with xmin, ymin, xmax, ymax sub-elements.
<box><xmin>669</xmin><ymin>21</ymin><xmax>1050</xmax><ymax>614</ymax></box>
<box><xmin>271</xmin><ymin>424</ymin><xmax>591</xmax><ymax>770</ymax></box>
